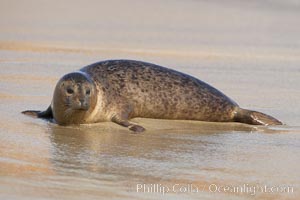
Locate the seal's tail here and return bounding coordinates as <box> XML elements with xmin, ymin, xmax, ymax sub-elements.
<box><xmin>234</xmin><ymin>108</ymin><xmax>283</xmax><ymax>126</ymax></box>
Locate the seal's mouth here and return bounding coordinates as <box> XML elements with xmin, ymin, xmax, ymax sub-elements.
<box><xmin>71</xmin><ymin>104</ymin><xmax>90</xmax><ymax>111</ymax></box>
<box><xmin>78</xmin><ymin>105</ymin><xmax>89</xmax><ymax>111</ymax></box>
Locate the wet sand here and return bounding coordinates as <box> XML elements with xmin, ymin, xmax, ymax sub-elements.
<box><xmin>1</xmin><ymin>0</ymin><xmax>300</xmax><ymax>199</ymax></box>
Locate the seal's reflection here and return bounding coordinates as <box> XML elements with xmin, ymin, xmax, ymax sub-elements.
<box><xmin>47</xmin><ymin>120</ymin><xmax>259</xmax><ymax>180</ymax></box>
<box><xmin>48</xmin><ymin>123</ymin><xmax>137</xmax><ymax>177</ymax></box>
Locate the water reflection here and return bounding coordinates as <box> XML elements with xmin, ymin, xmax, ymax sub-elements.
<box><xmin>1</xmin><ymin>116</ymin><xmax>298</xmax><ymax>199</ymax></box>
<box><xmin>43</xmin><ymin>120</ymin><xmax>300</xmax><ymax>199</ymax></box>
<box><xmin>47</xmin><ymin>120</ymin><xmax>260</xmax><ymax>183</ymax></box>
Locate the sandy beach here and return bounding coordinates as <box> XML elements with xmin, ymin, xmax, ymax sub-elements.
<box><xmin>0</xmin><ymin>0</ymin><xmax>299</xmax><ymax>199</ymax></box>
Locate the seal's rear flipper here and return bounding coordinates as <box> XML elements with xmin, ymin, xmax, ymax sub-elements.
<box><xmin>234</xmin><ymin>108</ymin><xmax>283</xmax><ymax>126</ymax></box>
<box><xmin>22</xmin><ymin>106</ymin><xmax>53</xmax><ymax>119</ymax></box>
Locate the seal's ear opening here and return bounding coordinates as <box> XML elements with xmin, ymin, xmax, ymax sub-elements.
<box><xmin>22</xmin><ymin>106</ymin><xmax>53</xmax><ymax>119</ymax></box>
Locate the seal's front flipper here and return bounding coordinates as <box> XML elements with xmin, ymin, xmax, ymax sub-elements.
<box><xmin>234</xmin><ymin>108</ymin><xmax>283</xmax><ymax>126</ymax></box>
<box><xmin>128</xmin><ymin>124</ymin><xmax>145</xmax><ymax>132</ymax></box>
<box><xmin>111</xmin><ymin>115</ymin><xmax>145</xmax><ymax>133</ymax></box>
<box><xmin>22</xmin><ymin>106</ymin><xmax>53</xmax><ymax>119</ymax></box>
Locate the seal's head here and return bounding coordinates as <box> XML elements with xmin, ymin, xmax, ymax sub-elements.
<box><xmin>52</xmin><ymin>72</ymin><xmax>97</xmax><ymax>125</ymax></box>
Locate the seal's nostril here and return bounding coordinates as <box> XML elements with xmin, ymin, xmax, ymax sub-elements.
<box><xmin>78</xmin><ymin>99</ymin><xmax>89</xmax><ymax>110</ymax></box>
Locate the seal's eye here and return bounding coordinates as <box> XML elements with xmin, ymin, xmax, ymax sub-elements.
<box><xmin>86</xmin><ymin>89</ymin><xmax>91</xmax><ymax>95</ymax></box>
<box><xmin>66</xmin><ymin>88</ymin><xmax>74</xmax><ymax>94</ymax></box>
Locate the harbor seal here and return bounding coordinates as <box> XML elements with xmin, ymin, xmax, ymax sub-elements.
<box><xmin>22</xmin><ymin>59</ymin><xmax>282</xmax><ymax>132</ymax></box>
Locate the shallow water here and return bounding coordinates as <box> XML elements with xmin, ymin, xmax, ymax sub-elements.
<box><xmin>1</xmin><ymin>0</ymin><xmax>300</xmax><ymax>199</ymax></box>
